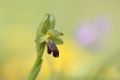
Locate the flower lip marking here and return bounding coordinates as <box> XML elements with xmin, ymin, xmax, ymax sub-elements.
<box><xmin>47</xmin><ymin>41</ymin><xmax>53</xmax><ymax>54</ymax></box>
<box><xmin>47</xmin><ymin>41</ymin><xmax>59</xmax><ymax>57</ymax></box>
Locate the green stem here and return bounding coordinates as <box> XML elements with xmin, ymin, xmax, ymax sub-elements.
<box><xmin>27</xmin><ymin>42</ymin><xmax>46</xmax><ymax>80</ymax></box>
<box><xmin>27</xmin><ymin>56</ymin><xmax>42</xmax><ymax>80</ymax></box>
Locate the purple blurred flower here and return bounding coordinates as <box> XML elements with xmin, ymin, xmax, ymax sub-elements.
<box><xmin>75</xmin><ymin>16</ymin><xmax>111</xmax><ymax>50</ymax></box>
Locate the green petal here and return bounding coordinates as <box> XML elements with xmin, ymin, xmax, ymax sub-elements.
<box><xmin>47</xmin><ymin>30</ymin><xmax>63</xmax><ymax>37</ymax></box>
<box><xmin>53</xmin><ymin>37</ymin><xmax>63</xmax><ymax>45</ymax></box>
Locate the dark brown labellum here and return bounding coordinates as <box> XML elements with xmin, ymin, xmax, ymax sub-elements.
<box><xmin>53</xmin><ymin>49</ymin><xmax>59</xmax><ymax>57</ymax></box>
<box><xmin>47</xmin><ymin>41</ymin><xmax>59</xmax><ymax>57</ymax></box>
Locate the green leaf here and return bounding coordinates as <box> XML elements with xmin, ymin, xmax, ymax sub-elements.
<box><xmin>52</xmin><ymin>37</ymin><xmax>63</xmax><ymax>45</ymax></box>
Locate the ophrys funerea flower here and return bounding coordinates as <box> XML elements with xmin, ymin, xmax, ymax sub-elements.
<box><xmin>45</xmin><ymin>30</ymin><xmax>63</xmax><ymax>57</ymax></box>
<box><xmin>28</xmin><ymin>14</ymin><xmax>63</xmax><ymax>80</ymax></box>
<box><xmin>37</xmin><ymin>27</ymin><xmax>63</xmax><ymax>58</ymax></box>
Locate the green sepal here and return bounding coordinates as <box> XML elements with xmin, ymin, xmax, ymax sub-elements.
<box><xmin>36</xmin><ymin>14</ymin><xmax>55</xmax><ymax>35</ymax></box>
<box><xmin>35</xmin><ymin>34</ymin><xmax>45</xmax><ymax>43</ymax></box>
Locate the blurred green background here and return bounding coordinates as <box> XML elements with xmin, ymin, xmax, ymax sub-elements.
<box><xmin>0</xmin><ymin>0</ymin><xmax>120</xmax><ymax>80</ymax></box>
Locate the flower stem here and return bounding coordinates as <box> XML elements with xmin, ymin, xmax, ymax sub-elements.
<box><xmin>27</xmin><ymin>56</ymin><xmax>42</xmax><ymax>80</ymax></box>
<box><xmin>27</xmin><ymin>42</ymin><xmax>46</xmax><ymax>80</ymax></box>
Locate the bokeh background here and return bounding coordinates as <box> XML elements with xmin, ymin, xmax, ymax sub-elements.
<box><xmin>0</xmin><ymin>0</ymin><xmax>120</xmax><ymax>80</ymax></box>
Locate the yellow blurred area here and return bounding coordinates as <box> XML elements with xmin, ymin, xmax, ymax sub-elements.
<box><xmin>0</xmin><ymin>25</ymin><xmax>94</xmax><ymax>79</ymax></box>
